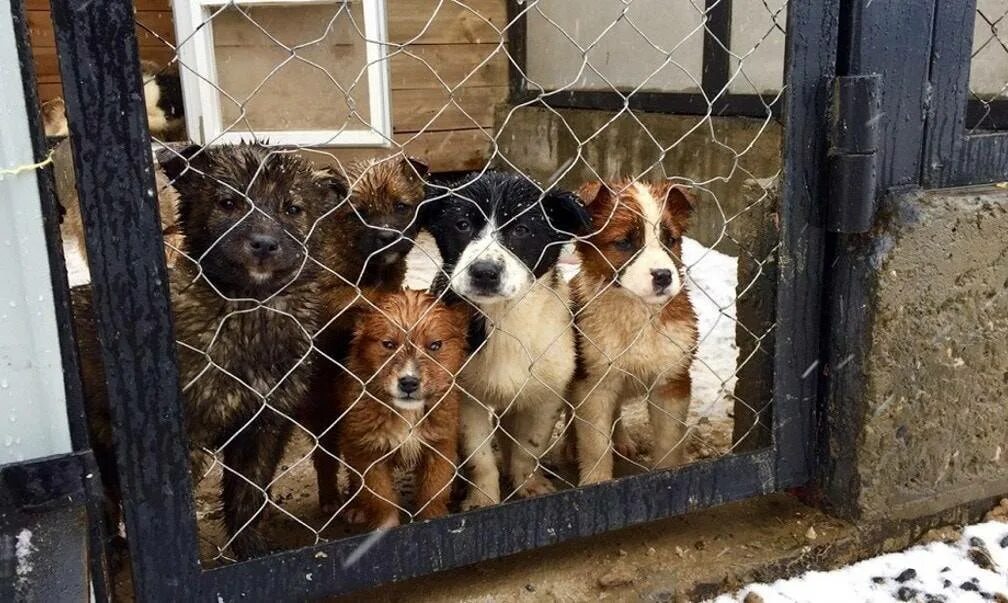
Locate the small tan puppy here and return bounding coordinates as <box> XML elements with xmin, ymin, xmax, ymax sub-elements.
<box><xmin>570</xmin><ymin>180</ymin><xmax>699</xmax><ymax>485</ymax></box>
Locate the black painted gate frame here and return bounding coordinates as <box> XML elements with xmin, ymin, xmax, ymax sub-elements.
<box><xmin>47</xmin><ymin>0</ymin><xmax>837</xmax><ymax>599</ymax></box>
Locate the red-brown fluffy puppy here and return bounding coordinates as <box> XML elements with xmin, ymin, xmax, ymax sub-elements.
<box><xmin>337</xmin><ymin>290</ymin><xmax>467</xmax><ymax>529</ymax></box>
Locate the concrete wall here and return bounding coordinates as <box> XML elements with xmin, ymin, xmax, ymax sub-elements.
<box><xmin>972</xmin><ymin>0</ymin><xmax>1008</xmax><ymax>98</ymax></box>
<box><xmin>825</xmin><ymin>186</ymin><xmax>1008</xmax><ymax>519</ymax></box>
<box><xmin>493</xmin><ymin>105</ymin><xmax>783</xmax><ymax>249</ymax></box>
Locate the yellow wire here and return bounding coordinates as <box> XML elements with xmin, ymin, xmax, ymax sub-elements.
<box><xmin>0</xmin><ymin>150</ymin><xmax>55</xmax><ymax>177</ymax></box>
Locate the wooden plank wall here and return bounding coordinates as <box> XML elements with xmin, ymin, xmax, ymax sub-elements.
<box><xmin>26</xmin><ymin>0</ymin><xmax>177</xmax><ymax>103</ymax></box>
<box><xmin>25</xmin><ymin>0</ymin><xmax>509</xmax><ymax>173</ymax></box>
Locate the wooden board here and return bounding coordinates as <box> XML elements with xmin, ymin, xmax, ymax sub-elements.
<box><xmin>25</xmin><ymin>0</ymin><xmax>169</xmax><ymax>10</ymax></box>
<box><xmin>388</xmin><ymin>43</ymin><xmax>508</xmax><ymax>90</ymax></box>
<box><xmin>26</xmin><ymin>10</ymin><xmax>176</xmax><ymax>48</ymax></box>
<box><xmin>31</xmin><ymin>46</ymin><xmax>176</xmax><ymax>84</ymax></box>
<box><xmin>388</xmin><ymin>0</ymin><xmax>508</xmax><ymax>45</ymax></box>
<box><xmin>302</xmin><ymin>128</ymin><xmax>493</xmax><ymax>172</ymax></box>
<box><xmin>27</xmin><ymin>0</ymin><xmax>507</xmax><ymax>172</ymax></box>
<box><xmin>391</xmin><ymin>86</ymin><xmax>506</xmax><ymax>132</ymax></box>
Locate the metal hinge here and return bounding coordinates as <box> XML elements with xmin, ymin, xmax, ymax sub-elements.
<box><xmin>827</xmin><ymin>74</ymin><xmax>882</xmax><ymax>233</ymax></box>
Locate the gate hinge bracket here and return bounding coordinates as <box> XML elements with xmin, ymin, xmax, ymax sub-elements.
<box><xmin>827</xmin><ymin>74</ymin><xmax>882</xmax><ymax>233</ymax></box>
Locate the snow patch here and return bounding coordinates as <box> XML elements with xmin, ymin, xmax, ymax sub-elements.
<box><xmin>15</xmin><ymin>528</ymin><xmax>35</xmax><ymax>587</ymax></box>
<box><xmin>711</xmin><ymin>522</ymin><xmax>1008</xmax><ymax>603</ymax></box>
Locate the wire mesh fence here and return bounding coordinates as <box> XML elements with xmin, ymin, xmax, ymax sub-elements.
<box><xmin>970</xmin><ymin>0</ymin><xmax>1008</xmax><ymax>131</ymax></box>
<box><xmin>38</xmin><ymin>0</ymin><xmax>784</xmax><ymax>566</ymax></box>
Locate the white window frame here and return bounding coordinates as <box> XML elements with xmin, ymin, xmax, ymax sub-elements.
<box><xmin>171</xmin><ymin>0</ymin><xmax>392</xmax><ymax>147</ymax></box>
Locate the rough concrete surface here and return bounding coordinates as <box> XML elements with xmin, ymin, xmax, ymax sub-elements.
<box><xmin>493</xmin><ymin>106</ymin><xmax>782</xmax><ymax>252</ymax></box>
<box><xmin>855</xmin><ymin>186</ymin><xmax>1008</xmax><ymax>518</ymax></box>
<box><xmin>333</xmin><ymin>493</ymin><xmax>1001</xmax><ymax>602</ymax></box>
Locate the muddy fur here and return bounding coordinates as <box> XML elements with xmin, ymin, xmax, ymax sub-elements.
<box><xmin>302</xmin><ymin>155</ymin><xmax>431</xmax><ymax>512</ymax></box>
<box><xmin>75</xmin><ymin>143</ymin><xmax>344</xmax><ymax>559</ymax></box>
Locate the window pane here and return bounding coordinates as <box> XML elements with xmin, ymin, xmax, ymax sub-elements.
<box><xmin>212</xmin><ymin>1</ymin><xmax>372</xmax><ymax>133</ymax></box>
<box><xmin>525</xmin><ymin>0</ymin><xmax>705</xmax><ymax>93</ymax></box>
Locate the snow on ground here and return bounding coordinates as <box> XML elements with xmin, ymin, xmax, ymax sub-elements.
<box><xmin>63</xmin><ymin>240</ymin><xmax>90</xmax><ymax>287</ymax></box>
<box><xmin>711</xmin><ymin>521</ymin><xmax>1008</xmax><ymax>603</ymax></box>
<box><xmin>15</xmin><ymin>528</ymin><xmax>34</xmax><ymax>591</ymax></box>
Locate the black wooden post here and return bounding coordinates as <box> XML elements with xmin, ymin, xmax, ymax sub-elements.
<box><xmin>48</xmin><ymin>0</ymin><xmax>200</xmax><ymax>599</ymax></box>
<box><xmin>773</xmin><ymin>0</ymin><xmax>840</xmax><ymax>484</ymax></box>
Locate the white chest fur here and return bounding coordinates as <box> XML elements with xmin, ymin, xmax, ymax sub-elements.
<box><xmin>461</xmin><ymin>272</ymin><xmax>577</xmax><ymax>409</ymax></box>
<box><xmin>577</xmin><ymin>286</ymin><xmax>694</xmax><ymax>385</ymax></box>
<box><xmin>360</xmin><ymin>410</ymin><xmax>427</xmax><ymax>468</ymax></box>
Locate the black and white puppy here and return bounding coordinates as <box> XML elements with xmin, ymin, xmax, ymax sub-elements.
<box><xmin>424</xmin><ymin>170</ymin><xmax>591</xmax><ymax>508</ymax></box>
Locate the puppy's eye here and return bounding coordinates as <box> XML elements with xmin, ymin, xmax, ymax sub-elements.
<box><xmin>427</xmin><ymin>340</ymin><xmax>442</xmax><ymax>352</ymax></box>
<box><xmin>511</xmin><ymin>225</ymin><xmax>530</xmax><ymax>238</ymax></box>
<box><xmin>613</xmin><ymin>238</ymin><xmax>634</xmax><ymax>251</ymax></box>
<box><xmin>285</xmin><ymin>204</ymin><xmax>303</xmax><ymax>216</ymax></box>
<box><xmin>219</xmin><ymin>198</ymin><xmax>238</xmax><ymax>211</ymax></box>
<box><xmin>394</xmin><ymin>201</ymin><xmax>411</xmax><ymax>214</ymax></box>
<box><xmin>381</xmin><ymin>340</ymin><xmax>396</xmax><ymax>350</ymax></box>
<box><xmin>455</xmin><ymin>219</ymin><xmax>471</xmax><ymax>232</ymax></box>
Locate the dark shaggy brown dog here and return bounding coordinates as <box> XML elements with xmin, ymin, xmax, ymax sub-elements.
<box><xmin>337</xmin><ymin>290</ymin><xmax>467</xmax><ymax>529</ymax></box>
<box><xmin>75</xmin><ymin>143</ymin><xmax>343</xmax><ymax>559</ymax></box>
<box><xmin>302</xmin><ymin>155</ymin><xmax>429</xmax><ymax>513</ymax></box>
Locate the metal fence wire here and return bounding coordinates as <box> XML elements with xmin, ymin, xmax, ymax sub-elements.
<box><xmin>52</xmin><ymin>0</ymin><xmax>785</xmax><ymax>575</ymax></box>
<box><xmin>970</xmin><ymin>0</ymin><xmax>1008</xmax><ymax>131</ymax></box>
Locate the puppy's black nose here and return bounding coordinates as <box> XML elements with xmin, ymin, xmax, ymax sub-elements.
<box><xmin>651</xmin><ymin>268</ymin><xmax>673</xmax><ymax>291</ymax></box>
<box><xmin>248</xmin><ymin>234</ymin><xmax>280</xmax><ymax>258</ymax></box>
<box><xmin>398</xmin><ymin>376</ymin><xmax>420</xmax><ymax>395</ymax></box>
<box><xmin>375</xmin><ymin>230</ymin><xmax>399</xmax><ymax>245</ymax></box>
<box><xmin>468</xmin><ymin>261</ymin><xmax>501</xmax><ymax>289</ymax></box>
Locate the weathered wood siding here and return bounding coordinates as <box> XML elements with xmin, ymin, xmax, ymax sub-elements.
<box><xmin>26</xmin><ymin>0</ymin><xmax>508</xmax><ymax>172</ymax></box>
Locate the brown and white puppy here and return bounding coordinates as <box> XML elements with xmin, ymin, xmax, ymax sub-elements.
<box><xmin>304</xmin><ymin>155</ymin><xmax>429</xmax><ymax>512</ymax></box>
<box><xmin>570</xmin><ymin>180</ymin><xmax>699</xmax><ymax>485</ymax></box>
<box><xmin>43</xmin><ymin>61</ymin><xmax>183</xmax><ymax>141</ymax></box>
<box><xmin>337</xmin><ymin>290</ymin><xmax>467</xmax><ymax>529</ymax></box>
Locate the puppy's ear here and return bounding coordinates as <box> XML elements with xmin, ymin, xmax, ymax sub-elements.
<box><xmin>665</xmin><ymin>184</ymin><xmax>695</xmax><ymax>216</ymax></box>
<box><xmin>664</xmin><ymin>184</ymin><xmax>695</xmax><ymax>234</ymax></box>
<box><xmin>402</xmin><ymin>156</ymin><xmax>430</xmax><ymax>183</ymax></box>
<box><xmin>576</xmin><ymin>181</ymin><xmax>611</xmax><ymax>208</ymax></box>
<box><xmin>543</xmin><ymin>189</ymin><xmax>592</xmax><ymax>236</ymax></box>
<box><xmin>314</xmin><ymin>166</ymin><xmax>350</xmax><ymax>203</ymax></box>
<box><xmin>157</xmin><ymin>144</ymin><xmax>203</xmax><ymax>184</ymax></box>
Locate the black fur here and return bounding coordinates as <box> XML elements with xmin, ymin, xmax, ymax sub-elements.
<box><xmin>423</xmin><ymin>170</ymin><xmax>590</xmax><ymax>281</ymax></box>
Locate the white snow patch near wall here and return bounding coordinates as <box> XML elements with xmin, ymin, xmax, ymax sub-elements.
<box><xmin>63</xmin><ymin>240</ymin><xmax>90</xmax><ymax>287</ymax></box>
<box><xmin>711</xmin><ymin>522</ymin><xmax>1008</xmax><ymax>603</ymax></box>
<box><xmin>15</xmin><ymin>528</ymin><xmax>35</xmax><ymax>586</ymax></box>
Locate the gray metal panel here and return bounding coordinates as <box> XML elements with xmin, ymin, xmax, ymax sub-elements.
<box><xmin>0</xmin><ymin>0</ymin><xmax>72</xmax><ymax>465</ymax></box>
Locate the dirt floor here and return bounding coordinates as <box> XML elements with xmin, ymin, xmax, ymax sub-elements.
<box><xmin>192</xmin><ymin>398</ymin><xmax>735</xmax><ymax>564</ymax></box>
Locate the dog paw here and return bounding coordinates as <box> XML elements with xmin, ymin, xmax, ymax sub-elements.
<box><xmin>578</xmin><ymin>468</ymin><xmax>613</xmax><ymax>486</ymax></box>
<box><xmin>613</xmin><ymin>437</ymin><xmax>640</xmax><ymax>460</ymax></box>
<box><xmin>344</xmin><ymin>507</ymin><xmax>368</xmax><ymax>525</ymax></box>
<box><xmin>460</xmin><ymin>490</ymin><xmax>497</xmax><ymax>511</ymax></box>
<box><xmin>516</xmin><ymin>474</ymin><xmax>556</xmax><ymax>498</ymax></box>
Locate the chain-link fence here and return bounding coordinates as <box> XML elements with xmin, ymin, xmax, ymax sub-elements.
<box><xmin>970</xmin><ymin>0</ymin><xmax>1008</xmax><ymax>131</ymax></box>
<box><xmin>30</xmin><ymin>0</ymin><xmax>820</xmax><ymax>596</ymax></box>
